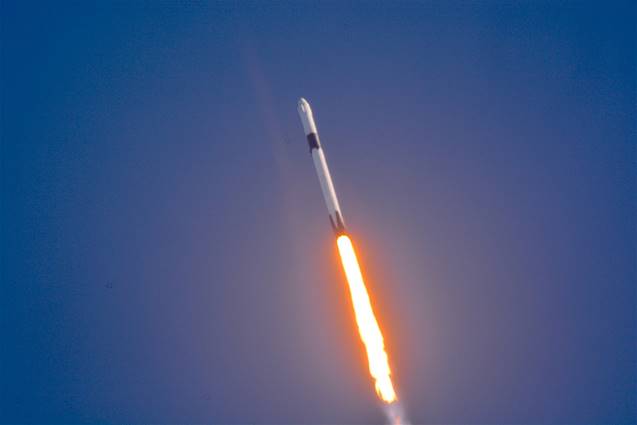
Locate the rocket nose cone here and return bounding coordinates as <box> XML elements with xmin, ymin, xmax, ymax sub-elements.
<box><xmin>298</xmin><ymin>98</ymin><xmax>310</xmax><ymax>114</ymax></box>
<box><xmin>297</xmin><ymin>98</ymin><xmax>316</xmax><ymax>135</ymax></box>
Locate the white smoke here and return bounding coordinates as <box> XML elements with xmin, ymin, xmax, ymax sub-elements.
<box><xmin>384</xmin><ymin>401</ymin><xmax>410</xmax><ymax>425</ymax></box>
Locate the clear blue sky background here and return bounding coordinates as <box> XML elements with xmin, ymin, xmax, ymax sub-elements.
<box><xmin>1</xmin><ymin>1</ymin><xmax>635</xmax><ymax>424</ymax></box>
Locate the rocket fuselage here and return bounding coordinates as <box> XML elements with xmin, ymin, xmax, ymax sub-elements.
<box><xmin>297</xmin><ymin>98</ymin><xmax>346</xmax><ymax>235</ymax></box>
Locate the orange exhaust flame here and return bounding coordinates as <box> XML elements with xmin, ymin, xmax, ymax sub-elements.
<box><xmin>336</xmin><ymin>235</ymin><xmax>397</xmax><ymax>404</ymax></box>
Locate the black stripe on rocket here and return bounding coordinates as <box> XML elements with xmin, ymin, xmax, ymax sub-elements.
<box><xmin>306</xmin><ymin>133</ymin><xmax>320</xmax><ymax>152</ymax></box>
<box><xmin>330</xmin><ymin>211</ymin><xmax>347</xmax><ymax>235</ymax></box>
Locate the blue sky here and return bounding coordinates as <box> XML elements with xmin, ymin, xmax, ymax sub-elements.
<box><xmin>1</xmin><ymin>1</ymin><xmax>635</xmax><ymax>423</ymax></box>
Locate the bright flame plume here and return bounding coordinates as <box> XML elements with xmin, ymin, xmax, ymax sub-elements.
<box><xmin>336</xmin><ymin>235</ymin><xmax>397</xmax><ymax>404</ymax></box>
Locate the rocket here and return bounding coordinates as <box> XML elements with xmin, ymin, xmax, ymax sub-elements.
<box><xmin>297</xmin><ymin>98</ymin><xmax>346</xmax><ymax>235</ymax></box>
<box><xmin>297</xmin><ymin>98</ymin><xmax>402</xmax><ymax>410</ymax></box>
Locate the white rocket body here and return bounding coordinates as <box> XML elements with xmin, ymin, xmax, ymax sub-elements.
<box><xmin>297</xmin><ymin>98</ymin><xmax>346</xmax><ymax>234</ymax></box>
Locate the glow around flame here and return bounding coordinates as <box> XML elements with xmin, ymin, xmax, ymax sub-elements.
<box><xmin>336</xmin><ymin>235</ymin><xmax>397</xmax><ymax>404</ymax></box>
